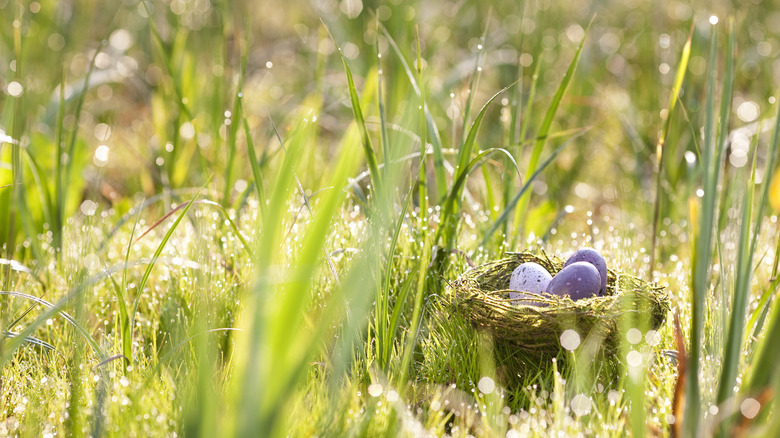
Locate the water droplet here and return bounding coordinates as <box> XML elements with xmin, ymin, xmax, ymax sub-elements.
<box><xmin>368</xmin><ymin>383</ymin><xmax>383</xmax><ymax>397</ymax></box>
<box><xmin>626</xmin><ymin>350</ymin><xmax>643</xmax><ymax>367</ymax></box>
<box><xmin>560</xmin><ymin>330</ymin><xmax>580</xmax><ymax>351</ymax></box>
<box><xmin>626</xmin><ymin>328</ymin><xmax>642</xmax><ymax>344</ymax></box>
<box><xmin>570</xmin><ymin>394</ymin><xmax>592</xmax><ymax>416</ymax></box>
<box><xmin>478</xmin><ymin>376</ymin><xmax>495</xmax><ymax>394</ymax></box>
<box><xmin>741</xmin><ymin>398</ymin><xmax>761</xmax><ymax>419</ymax></box>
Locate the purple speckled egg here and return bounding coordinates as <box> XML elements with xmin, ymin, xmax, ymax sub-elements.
<box><xmin>508</xmin><ymin>262</ymin><xmax>553</xmax><ymax>305</ymax></box>
<box><xmin>563</xmin><ymin>248</ymin><xmax>607</xmax><ymax>295</ymax></box>
<box><xmin>547</xmin><ymin>261</ymin><xmax>601</xmax><ymax>300</ymax></box>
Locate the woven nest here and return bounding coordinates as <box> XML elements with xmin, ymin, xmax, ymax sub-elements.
<box><xmin>447</xmin><ymin>251</ymin><xmax>671</xmax><ymax>359</ymax></box>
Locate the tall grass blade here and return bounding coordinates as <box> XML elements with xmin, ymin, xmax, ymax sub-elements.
<box><xmin>510</xmin><ymin>17</ymin><xmax>592</xmax><ymax>241</ymax></box>
<box><xmin>377</xmin><ymin>153</ymin><xmax>425</xmax><ymax>370</ymax></box>
<box><xmin>437</xmin><ymin>82</ymin><xmax>519</xmax><ymax>250</ymax></box>
<box><xmin>141</xmin><ymin>1</ymin><xmax>194</xmax><ymax>121</ymax></box>
<box><xmin>0</xmin><ymin>291</ymin><xmax>102</xmax><ymax>357</ymax></box>
<box><xmin>379</xmin><ymin>24</ymin><xmax>447</xmax><ymax>202</ymax></box>
<box><xmin>234</xmin><ymin>112</ymin><xmax>362</xmax><ymax>437</ymax></box>
<box><xmin>2</xmin><ymin>331</ymin><xmax>55</xmax><ymax>351</ymax></box>
<box><xmin>649</xmin><ymin>23</ymin><xmax>694</xmax><ymax>272</ymax></box>
<box><xmin>481</xmin><ymin>131</ymin><xmax>584</xmax><ymax>247</ymax></box>
<box><xmin>130</xmin><ymin>191</ymin><xmax>201</xmax><ymax>360</ymax></box>
<box><xmin>338</xmin><ymin>47</ymin><xmax>384</xmax><ymax>201</ymax></box>
<box><xmin>456</xmin><ymin>23</ymin><xmax>488</xmax><ymax>156</ymax></box>
<box><xmin>267</xmin><ymin>113</ymin><xmax>341</xmax><ymax>283</ymax></box>
<box><xmin>241</xmin><ymin>97</ymin><xmax>267</xmax><ymax>219</ymax></box>
<box><xmin>686</xmin><ymin>21</ymin><xmax>722</xmax><ymax>436</ymax></box>
<box><xmin>717</xmin><ymin>22</ymin><xmax>759</xmax><ymax>425</ymax></box>
<box><xmin>742</xmin><ymin>84</ymin><xmax>780</xmax><ymax>399</ymax></box>
<box><xmin>377</xmin><ymin>34</ymin><xmax>390</xmax><ymax>181</ymax></box>
<box><xmin>222</xmin><ymin>24</ymin><xmax>248</xmax><ymax>207</ymax></box>
<box><xmin>716</xmin><ymin>151</ymin><xmax>755</xmax><ymax>425</ymax></box>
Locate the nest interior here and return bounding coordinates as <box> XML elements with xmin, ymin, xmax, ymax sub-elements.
<box><xmin>446</xmin><ymin>251</ymin><xmax>671</xmax><ymax>361</ymax></box>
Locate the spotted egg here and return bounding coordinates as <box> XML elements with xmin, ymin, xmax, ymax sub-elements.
<box><xmin>508</xmin><ymin>262</ymin><xmax>553</xmax><ymax>305</ymax></box>
<box><xmin>563</xmin><ymin>247</ymin><xmax>607</xmax><ymax>295</ymax></box>
<box><xmin>547</xmin><ymin>261</ymin><xmax>601</xmax><ymax>300</ymax></box>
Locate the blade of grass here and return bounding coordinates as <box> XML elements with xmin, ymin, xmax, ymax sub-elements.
<box><xmin>383</xmin><ymin>265</ymin><xmax>418</xmax><ymax>370</ymax></box>
<box><xmin>141</xmin><ymin>1</ymin><xmax>194</xmax><ymax>121</ymax></box>
<box><xmin>53</xmin><ymin>69</ymin><xmax>65</xmax><ymax>250</ymax></box>
<box><xmin>436</xmin><ymin>82</ymin><xmax>520</xmax><ymax>251</ymax></box>
<box><xmin>2</xmin><ymin>331</ymin><xmax>55</xmax><ymax>351</ymax></box>
<box><xmin>234</xmin><ymin>113</ymin><xmax>315</xmax><ymax>436</ymax></box>
<box><xmin>394</xmin><ymin>29</ymin><xmax>433</xmax><ymax>386</ymax></box>
<box><xmin>333</xmin><ymin>34</ymin><xmax>384</xmax><ymax>202</ymax></box>
<box><xmin>222</xmin><ymin>25</ymin><xmax>248</xmax><ymax>207</ymax></box>
<box><xmin>240</xmin><ymin>96</ymin><xmax>267</xmax><ymax>219</ymax></box>
<box><xmin>717</xmin><ymin>23</ymin><xmax>763</xmax><ymax>424</ymax></box>
<box><xmin>741</xmin><ymin>83</ymin><xmax>780</xmax><ymax>402</ymax></box>
<box><xmin>686</xmin><ymin>20</ymin><xmax>723</xmax><ymax>436</ymax></box>
<box><xmin>133</xmin><ymin>199</ymin><xmax>251</xmax><ymax>255</ymax></box>
<box><xmin>377</xmin><ymin>30</ymin><xmax>390</xmax><ymax>183</ymax></box>
<box><xmin>235</xmin><ymin>108</ymin><xmax>364</xmax><ymax>437</ymax></box>
<box><xmin>379</xmin><ymin>23</ymin><xmax>448</xmax><ymax>202</ymax></box>
<box><xmin>118</xmin><ymin>208</ymin><xmax>143</xmax><ymax>365</ymax></box>
<box><xmin>510</xmin><ymin>17</ymin><xmax>592</xmax><ymax>243</ymax></box>
<box><xmin>456</xmin><ymin>21</ymin><xmax>489</xmax><ymax>156</ymax></box>
<box><xmin>715</xmin><ymin>149</ymin><xmax>755</xmax><ymax>430</ymax></box>
<box><xmin>481</xmin><ymin>130</ymin><xmax>586</xmax><ymax>247</ymax></box>
<box><xmin>267</xmin><ymin>112</ymin><xmax>341</xmax><ymax>285</ymax></box>
<box><xmin>0</xmin><ymin>291</ymin><xmax>102</xmax><ymax>357</ymax></box>
<box><xmin>377</xmin><ymin>110</ymin><xmax>430</xmax><ymax>371</ymax></box>
<box><xmin>649</xmin><ymin>23</ymin><xmax>694</xmax><ymax>272</ymax></box>
<box><xmin>129</xmin><ymin>190</ymin><xmax>201</xmax><ymax>361</ymax></box>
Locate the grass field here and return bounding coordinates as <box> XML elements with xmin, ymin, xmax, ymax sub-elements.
<box><xmin>3</xmin><ymin>0</ymin><xmax>780</xmax><ymax>436</ymax></box>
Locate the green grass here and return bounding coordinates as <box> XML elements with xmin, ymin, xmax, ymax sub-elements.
<box><xmin>2</xmin><ymin>1</ymin><xmax>780</xmax><ymax>436</ymax></box>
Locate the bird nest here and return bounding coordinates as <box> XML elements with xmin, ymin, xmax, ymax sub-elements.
<box><xmin>446</xmin><ymin>251</ymin><xmax>671</xmax><ymax>359</ymax></box>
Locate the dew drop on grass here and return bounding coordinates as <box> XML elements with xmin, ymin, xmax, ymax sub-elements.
<box><xmin>626</xmin><ymin>350</ymin><xmax>643</xmax><ymax>367</ymax></box>
<box><xmin>645</xmin><ymin>330</ymin><xmax>661</xmax><ymax>346</ymax></box>
<box><xmin>737</xmin><ymin>101</ymin><xmax>759</xmax><ymax>122</ymax></box>
<box><xmin>570</xmin><ymin>394</ymin><xmax>591</xmax><ymax>416</ymax></box>
<box><xmin>94</xmin><ymin>145</ymin><xmax>110</xmax><ymax>167</ymax></box>
<box><xmin>6</xmin><ymin>81</ymin><xmax>23</xmax><ymax>97</ymax></box>
<box><xmin>626</xmin><ymin>328</ymin><xmax>642</xmax><ymax>344</ymax></box>
<box><xmin>80</xmin><ymin>200</ymin><xmax>98</xmax><ymax>216</ymax></box>
<box><xmin>367</xmin><ymin>383</ymin><xmax>382</xmax><ymax>397</ymax></box>
<box><xmin>741</xmin><ymin>398</ymin><xmax>761</xmax><ymax>419</ymax></box>
<box><xmin>560</xmin><ymin>330</ymin><xmax>580</xmax><ymax>351</ymax></box>
<box><xmin>607</xmin><ymin>390</ymin><xmax>620</xmax><ymax>405</ymax></box>
<box><xmin>385</xmin><ymin>390</ymin><xmax>398</xmax><ymax>402</ymax></box>
<box><xmin>478</xmin><ymin>376</ymin><xmax>495</xmax><ymax>394</ymax></box>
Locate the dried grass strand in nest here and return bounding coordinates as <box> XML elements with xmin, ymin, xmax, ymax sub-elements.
<box><xmin>447</xmin><ymin>251</ymin><xmax>671</xmax><ymax>356</ymax></box>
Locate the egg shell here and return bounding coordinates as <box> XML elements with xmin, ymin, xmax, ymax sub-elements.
<box><xmin>563</xmin><ymin>247</ymin><xmax>607</xmax><ymax>295</ymax></box>
<box><xmin>547</xmin><ymin>261</ymin><xmax>601</xmax><ymax>300</ymax></box>
<box><xmin>508</xmin><ymin>262</ymin><xmax>553</xmax><ymax>305</ymax></box>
